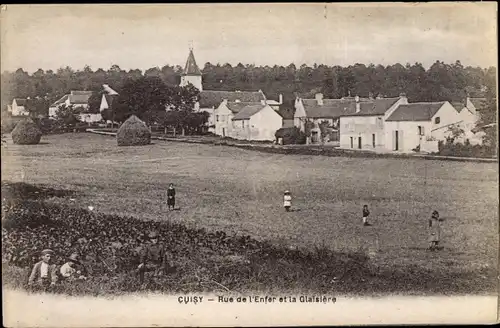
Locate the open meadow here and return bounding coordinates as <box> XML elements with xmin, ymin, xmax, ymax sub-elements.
<box><xmin>1</xmin><ymin>133</ymin><xmax>498</xmax><ymax>295</ymax></box>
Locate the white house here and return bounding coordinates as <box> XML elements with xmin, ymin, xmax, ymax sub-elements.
<box><xmin>293</xmin><ymin>93</ymin><xmax>378</xmax><ymax>144</ymax></box>
<box><xmin>384</xmin><ymin>101</ymin><xmax>462</xmax><ymax>153</ymax></box>
<box><xmin>214</xmin><ymin>100</ymin><xmax>282</xmax><ymax>140</ymax></box>
<box><xmin>178</xmin><ymin>48</ymin><xmax>267</xmax><ymax>133</ymax></box>
<box><xmin>339</xmin><ymin>95</ymin><xmax>407</xmax><ymax>150</ymax></box>
<box><xmin>9</xmin><ymin>98</ymin><xmax>29</xmax><ymax>116</ymax></box>
<box><xmin>49</xmin><ymin>91</ymin><xmax>93</xmax><ymax>118</ymax></box>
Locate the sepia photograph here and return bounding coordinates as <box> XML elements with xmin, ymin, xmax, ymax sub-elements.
<box><xmin>1</xmin><ymin>3</ymin><xmax>498</xmax><ymax>326</ymax></box>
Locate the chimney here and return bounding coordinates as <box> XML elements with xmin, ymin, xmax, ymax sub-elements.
<box><xmin>355</xmin><ymin>95</ymin><xmax>360</xmax><ymax>102</ymax></box>
<box><xmin>222</xmin><ymin>99</ymin><xmax>228</xmax><ymax>105</ymax></box>
<box><xmin>315</xmin><ymin>93</ymin><xmax>324</xmax><ymax>106</ymax></box>
<box><xmin>279</xmin><ymin>94</ymin><xmax>283</xmax><ymax>104</ymax></box>
<box><xmin>261</xmin><ymin>99</ymin><xmax>266</xmax><ymax>105</ymax></box>
<box><xmin>368</xmin><ymin>92</ymin><xmax>374</xmax><ymax>100</ymax></box>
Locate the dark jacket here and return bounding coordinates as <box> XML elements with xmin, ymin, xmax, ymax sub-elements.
<box><xmin>167</xmin><ymin>188</ymin><xmax>176</xmax><ymax>199</ymax></box>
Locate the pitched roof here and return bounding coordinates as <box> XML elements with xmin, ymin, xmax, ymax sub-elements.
<box><xmin>183</xmin><ymin>49</ymin><xmax>202</xmax><ymax>76</ymax></box>
<box><xmin>342</xmin><ymin>98</ymin><xmax>400</xmax><ymax>117</ymax></box>
<box><xmin>232</xmin><ymin>104</ymin><xmax>266</xmax><ymax>120</ymax></box>
<box><xmin>13</xmin><ymin>98</ymin><xmax>26</xmax><ymax>106</ymax></box>
<box><xmin>69</xmin><ymin>93</ymin><xmax>91</xmax><ymax>104</ymax></box>
<box><xmin>226</xmin><ymin>101</ymin><xmax>262</xmax><ymax>113</ymax></box>
<box><xmin>70</xmin><ymin>90</ymin><xmax>93</xmax><ymax>96</ymax></box>
<box><xmin>386</xmin><ymin>102</ymin><xmax>446</xmax><ymax>122</ymax></box>
<box><xmin>301</xmin><ymin>98</ymin><xmax>358</xmax><ymax>118</ymax></box>
<box><xmin>50</xmin><ymin>94</ymin><xmax>69</xmax><ymax>107</ymax></box>
<box><xmin>199</xmin><ymin>90</ymin><xmax>265</xmax><ymax>108</ymax></box>
<box><xmin>451</xmin><ymin>102</ymin><xmax>465</xmax><ymax>112</ymax></box>
<box><xmin>103</xmin><ymin>84</ymin><xmax>119</xmax><ymax>95</ymax></box>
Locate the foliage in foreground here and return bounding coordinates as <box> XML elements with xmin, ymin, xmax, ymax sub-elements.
<box><xmin>11</xmin><ymin>118</ymin><xmax>42</xmax><ymax>145</ymax></box>
<box><xmin>1</xmin><ymin>182</ymin><xmax>496</xmax><ymax>296</ymax></box>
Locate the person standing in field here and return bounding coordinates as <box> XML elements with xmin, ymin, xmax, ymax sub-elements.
<box><xmin>28</xmin><ymin>249</ymin><xmax>58</xmax><ymax>290</ymax></box>
<box><xmin>167</xmin><ymin>183</ymin><xmax>176</xmax><ymax>211</ymax></box>
<box><xmin>362</xmin><ymin>205</ymin><xmax>371</xmax><ymax>226</ymax></box>
<box><xmin>283</xmin><ymin>190</ymin><xmax>292</xmax><ymax>212</ymax></box>
<box><xmin>428</xmin><ymin>210</ymin><xmax>442</xmax><ymax>251</ymax></box>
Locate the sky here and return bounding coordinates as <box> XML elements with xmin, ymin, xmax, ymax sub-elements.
<box><xmin>0</xmin><ymin>3</ymin><xmax>497</xmax><ymax>74</ymax></box>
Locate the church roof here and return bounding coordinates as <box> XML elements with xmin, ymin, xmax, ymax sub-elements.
<box><xmin>183</xmin><ymin>49</ymin><xmax>202</xmax><ymax>76</ymax></box>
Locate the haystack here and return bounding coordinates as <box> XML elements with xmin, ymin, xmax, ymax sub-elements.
<box><xmin>116</xmin><ymin>115</ymin><xmax>151</xmax><ymax>146</ymax></box>
<box><xmin>11</xmin><ymin>118</ymin><xmax>42</xmax><ymax>145</ymax></box>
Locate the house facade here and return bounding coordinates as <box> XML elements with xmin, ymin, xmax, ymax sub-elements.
<box><xmin>384</xmin><ymin>101</ymin><xmax>462</xmax><ymax>153</ymax></box>
<box><xmin>178</xmin><ymin>49</ymin><xmax>268</xmax><ymax>133</ymax></box>
<box><xmin>9</xmin><ymin>98</ymin><xmax>29</xmax><ymax>116</ymax></box>
<box><xmin>339</xmin><ymin>95</ymin><xmax>407</xmax><ymax>150</ymax></box>
<box><xmin>49</xmin><ymin>91</ymin><xmax>93</xmax><ymax>118</ymax></box>
<box><xmin>214</xmin><ymin>100</ymin><xmax>282</xmax><ymax>140</ymax></box>
<box><xmin>294</xmin><ymin>93</ymin><xmax>370</xmax><ymax>144</ymax></box>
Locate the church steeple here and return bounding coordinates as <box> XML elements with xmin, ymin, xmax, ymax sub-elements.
<box><xmin>180</xmin><ymin>47</ymin><xmax>203</xmax><ymax>90</ymax></box>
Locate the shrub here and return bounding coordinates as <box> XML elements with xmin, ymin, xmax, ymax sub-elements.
<box><xmin>11</xmin><ymin>118</ymin><xmax>42</xmax><ymax>145</ymax></box>
<box><xmin>116</xmin><ymin>115</ymin><xmax>151</xmax><ymax>146</ymax></box>
<box><xmin>275</xmin><ymin>127</ymin><xmax>306</xmax><ymax>145</ymax></box>
<box><xmin>437</xmin><ymin>140</ymin><xmax>496</xmax><ymax>158</ymax></box>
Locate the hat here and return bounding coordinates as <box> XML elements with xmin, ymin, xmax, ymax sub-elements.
<box><xmin>284</xmin><ymin>190</ymin><xmax>290</xmax><ymax>194</ymax></box>
<box><xmin>68</xmin><ymin>253</ymin><xmax>81</xmax><ymax>263</ymax></box>
<box><xmin>41</xmin><ymin>249</ymin><xmax>54</xmax><ymax>256</ymax></box>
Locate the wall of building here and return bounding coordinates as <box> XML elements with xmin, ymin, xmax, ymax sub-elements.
<box><xmin>12</xmin><ymin>104</ymin><xmax>28</xmax><ymax>116</ymax></box>
<box><xmin>429</xmin><ymin>102</ymin><xmax>462</xmax><ymax>141</ymax></box>
<box><xmin>214</xmin><ymin>104</ymin><xmax>234</xmax><ymax>137</ymax></box>
<box><xmin>231</xmin><ymin>106</ymin><xmax>282</xmax><ymax>141</ymax></box>
<box><xmin>339</xmin><ymin>115</ymin><xmax>385</xmax><ymax>150</ymax></box>
<box><xmin>384</xmin><ymin>121</ymin><xmax>432</xmax><ymax>153</ymax></box>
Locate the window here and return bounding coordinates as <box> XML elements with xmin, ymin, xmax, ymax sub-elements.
<box><xmin>372</xmin><ymin>134</ymin><xmax>376</xmax><ymax>148</ymax></box>
<box><xmin>434</xmin><ymin>117</ymin><xmax>440</xmax><ymax>124</ymax></box>
<box><xmin>350</xmin><ymin>137</ymin><xmax>354</xmax><ymax>148</ymax></box>
<box><xmin>216</xmin><ymin>115</ymin><xmax>219</xmax><ymax>122</ymax></box>
<box><xmin>241</xmin><ymin>121</ymin><xmax>244</xmax><ymax>128</ymax></box>
<box><xmin>377</xmin><ymin>117</ymin><xmax>383</xmax><ymax>128</ymax></box>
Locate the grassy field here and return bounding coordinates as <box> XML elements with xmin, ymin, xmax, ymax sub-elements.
<box><xmin>1</xmin><ymin>133</ymin><xmax>498</xmax><ymax>290</ymax></box>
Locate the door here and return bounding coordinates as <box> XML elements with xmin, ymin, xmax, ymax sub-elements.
<box><xmin>350</xmin><ymin>137</ymin><xmax>353</xmax><ymax>148</ymax></box>
<box><xmin>394</xmin><ymin>130</ymin><xmax>399</xmax><ymax>151</ymax></box>
<box><xmin>358</xmin><ymin>137</ymin><xmax>362</xmax><ymax>149</ymax></box>
<box><xmin>372</xmin><ymin>134</ymin><xmax>376</xmax><ymax>148</ymax></box>
<box><xmin>222</xmin><ymin>128</ymin><xmax>226</xmax><ymax>137</ymax></box>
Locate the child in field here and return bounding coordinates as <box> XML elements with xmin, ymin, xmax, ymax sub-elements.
<box><xmin>167</xmin><ymin>183</ymin><xmax>176</xmax><ymax>211</ymax></box>
<box><xmin>283</xmin><ymin>190</ymin><xmax>292</xmax><ymax>212</ymax></box>
<box><xmin>428</xmin><ymin>210</ymin><xmax>442</xmax><ymax>251</ymax></box>
<box><xmin>362</xmin><ymin>205</ymin><xmax>371</xmax><ymax>226</ymax></box>
<box><xmin>60</xmin><ymin>253</ymin><xmax>87</xmax><ymax>281</ymax></box>
<box><xmin>28</xmin><ymin>249</ymin><xmax>58</xmax><ymax>290</ymax></box>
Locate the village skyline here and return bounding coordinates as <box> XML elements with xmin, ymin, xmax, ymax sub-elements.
<box><xmin>1</xmin><ymin>3</ymin><xmax>497</xmax><ymax>73</ymax></box>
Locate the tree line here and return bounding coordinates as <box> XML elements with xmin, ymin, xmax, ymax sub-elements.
<box><xmin>2</xmin><ymin>60</ymin><xmax>496</xmax><ymax>113</ymax></box>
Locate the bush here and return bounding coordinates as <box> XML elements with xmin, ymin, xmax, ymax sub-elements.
<box><xmin>437</xmin><ymin>140</ymin><xmax>496</xmax><ymax>158</ymax></box>
<box><xmin>275</xmin><ymin>127</ymin><xmax>306</xmax><ymax>145</ymax></box>
<box><xmin>11</xmin><ymin>118</ymin><xmax>42</xmax><ymax>145</ymax></box>
<box><xmin>116</xmin><ymin>115</ymin><xmax>151</xmax><ymax>146</ymax></box>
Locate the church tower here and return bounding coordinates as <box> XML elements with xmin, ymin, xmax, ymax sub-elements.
<box><xmin>180</xmin><ymin>47</ymin><xmax>203</xmax><ymax>91</ymax></box>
